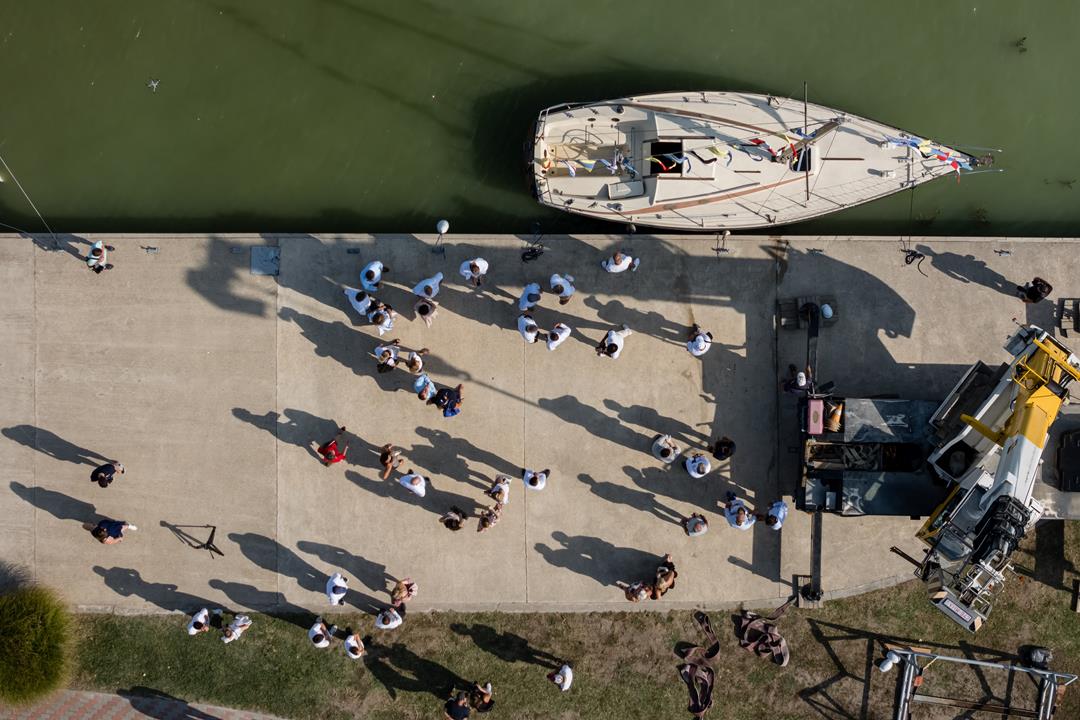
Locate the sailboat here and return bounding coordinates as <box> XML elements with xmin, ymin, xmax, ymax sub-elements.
<box><xmin>530</xmin><ymin>91</ymin><xmax>992</xmax><ymax>231</ymax></box>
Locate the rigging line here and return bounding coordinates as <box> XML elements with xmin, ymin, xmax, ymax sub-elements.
<box><xmin>0</xmin><ymin>218</ymin><xmax>34</xmax><ymax>235</ymax></box>
<box><xmin>0</xmin><ymin>150</ymin><xmax>55</xmax><ymax>239</ymax></box>
<box><xmin>807</xmin><ymin>126</ymin><xmax>841</xmax><ymax>199</ymax></box>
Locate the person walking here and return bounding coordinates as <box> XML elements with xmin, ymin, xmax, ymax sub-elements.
<box><xmin>344</xmin><ymin>628</ymin><xmax>366</xmax><ymax>659</ymax></box>
<box><xmin>90</xmin><ymin>461</ymin><xmax>124</xmax><ymax>488</ymax></box>
<box><xmin>546</xmin><ymin>322</ymin><xmax>571</xmax><ymax>351</ymax></box>
<box><xmin>518</xmin><ymin>313</ymin><xmax>542</xmax><ymax>344</ymax></box>
<box><xmin>1017</xmin><ymin>277</ymin><xmax>1053</xmax><ymax>304</ymax></box>
<box><xmin>374</xmin><ymin>340</ymin><xmax>401</xmax><ymax>373</ymax></box>
<box><xmin>91</xmin><ymin>519</ymin><xmax>136</xmax><ymax>544</ymax></box>
<box><xmin>547</xmin><ymin>663</ymin><xmax>574</xmax><ymax>692</ymax></box>
<box><xmin>686</xmin><ymin>324</ymin><xmax>713</xmax><ymax>357</ymax></box>
<box><xmin>316</xmin><ymin>427</ymin><xmax>349</xmax><ymax>466</ymax></box>
<box><xmin>440</xmin><ymin>506</ymin><xmax>467</xmax><ymax>531</ymax></box>
<box><xmin>759</xmin><ymin>500</ymin><xmax>789</xmax><ymax>530</ymax></box>
<box><xmin>309</xmin><ymin>617</ymin><xmax>336</xmax><ymax>648</ymax></box>
<box><xmin>518</xmin><ymin>282</ymin><xmax>542</xmax><ymax>311</ymax></box>
<box><xmin>414</xmin><ymin>373</ymin><xmax>437</xmax><ymax>402</ymax></box>
<box><xmin>380</xmin><ymin>444</ymin><xmax>404</xmax><ymax>479</ymax></box>
<box><xmin>360</xmin><ymin>260</ymin><xmax>388</xmax><ymax>293</ymax></box>
<box><xmin>595</xmin><ymin>325</ymin><xmax>632</xmax><ymax>359</ymax></box>
<box><xmin>684</xmin><ymin>452</ymin><xmax>711</xmax><ymax>478</ymax></box>
<box><xmin>601</xmin><ymin>250</ymin><xmax>639</xmax><ymax>273</ymax></box>
<box><xmin>390</xmin><ymin>578</ymin><xmax>418</xmax><ymax>608</ymax></box>
<box><xmin>485</xmin><ymin>475</ymin><xmax>512</xmax><ymax>505</ymax></box>
<box><xmin>86</xmin><ymin>241</ymin><xmax>116</xmax><ymax>273</ymax></box>
<box><xmin>367</xmin><ymin>302</ymin><xmax>396</xmax><ymax>336</ymax></box>
<box><xmin>413</xmin><ymin>272</ymin><xmax>445</xmax><ymax>299</ymax></box>
<box><xmin>477</xmin><ymin>504</ymin><xmax>502</xmax><ymax>533</ymax></box>
<box><xmin>220</xmin><ymin>614</ymin><xmax>252</xmax><ymax>644</ymax></box>
<box><xmin>683</xmin><ymin>513</ymin><xmax>709</xmax><ymax>537</ymax></box>
<box><xmin>711</xmin><ymin>436</ymin><xmax>736</xmax><ymax>462</ymax></box>
<box><xmin>432</xmin><ymin>384</ymin><xmax>463</xmax><ymax>418</ymax></box>
<box><xmin>723</xmin><ymin>492</ymin><xmax>756</xmax><ymax>530</ymax></box>
<box><xmin>549</xmin><ymin>273</ymin><xmax>576</xmax><ymax>305</ymax></box>
<box><xmin>344</xmin><ymin>287</ymin><xmax>373</xmax><ymax>317</ymax></box>
<box><xmin>523</xmin><ymin>468</ymin><xmax>550</xmax><ymax>491</ymax></box>
<box><xmin>652</xmin><ymin>434</ymin><xmax>680</xmax><ymax>464</ymax></box>
<box><xmin>399</xmin><ymin>470</ymin><xmax>427</xmax><ymax>497</ymax></box>
<box><xmin>415</xmin><ymin>297</ymin><xmax>440</xmax><ymax>327</ymax></box>
<box><xmin>460</xmin><ymin>258</ymin><xmax>489</xmax><ymax>287</ymax></box>
<box><xmin>326</xmin><ymin>572</ymin><xmax>348</xmax><ymax>606</ymax></box>
<box><xmin>375</xmin><ymin>607</ymin><xmax>403</xmax><ymax>630</ymax></box>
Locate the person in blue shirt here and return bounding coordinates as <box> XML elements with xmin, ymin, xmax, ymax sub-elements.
<box><xmin>91</xmin><ymin>519</ymin><xmax>136</xmax><ymax>544</ymax></box>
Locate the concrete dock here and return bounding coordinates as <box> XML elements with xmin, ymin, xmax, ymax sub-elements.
<box><xmin>1</xmin><ymin>233</ymin><xmax>1076</xmax><ymax>614</ymax></box>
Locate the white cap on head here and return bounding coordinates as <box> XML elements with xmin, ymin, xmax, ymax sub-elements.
<box><xmin>821</xmin><ymin>303</ymin><xmax>834</xmax><ymax>319</ymax></box>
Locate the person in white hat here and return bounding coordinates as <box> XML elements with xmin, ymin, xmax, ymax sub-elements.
<box><xmin>546</xmin><ymin>322</ymin><xmax>571</xmax><ymax>351</ymax></box>
<box><xmin>518</xmin><ymin>282</ymin><xmax>542</xmax><ymax>311</ymax></box>
<box><xmin>686</xmin><ymin>324</ymin><xmax>713</xmax><ymax>357</ymax></box>
<box><xmin>459</xmin><ymin>258</ymin><xmax>489</xmax><ymax>287</ymax></box>
<box><xmin>326</xmin><ymin>572</ymin><xmax>348</xmax><ymax>606</ymax></box>
<box><xmin>549</xmin><ymin>273</ymin><xmax>576</xmax><ymax>305</ymax></box>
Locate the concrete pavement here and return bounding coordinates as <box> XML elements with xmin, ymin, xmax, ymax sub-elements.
<box><xmin>1</xmin><ymin>689</ymin><xmax>287</xmax><ymax>719</ymax></box>
<box><xmin>0</xmin><ymin>233</ymin><xmax>1076</xmax><ymax>614</ymax></box>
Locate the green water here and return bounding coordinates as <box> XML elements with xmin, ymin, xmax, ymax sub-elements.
<box><xmin>2</xmin><ymin>0</ymin><xmax>1077</xmax><ymax>235</ymax></box>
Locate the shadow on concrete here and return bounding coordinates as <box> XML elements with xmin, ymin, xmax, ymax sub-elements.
<box><xmin>603</xmin><ymin>399</ymin><xmax>710</xmax><ymax>447</ymax></box>
<box><xmin>0</xmin><ymin>560</ymin><xmax>32</xmax><ymax>594</ymax></box>
<box><xmin>449</xmin><ymin>623</ymin><xmax>562</xmax><ymax>669</ymax></box>
<box><xmin>577</xmin><ymin>472</ymin><xmax>683</xmax><ymax>526</ymax></box>
<box><xmin>345</xmin><ymin>469</ymin><xmax>481</xmax><ymax>518</ymax></box>
<box><xmin>206</xmin><ymin>579</ymin><xmax>313</xmax><ymax>629</ymax></box>
<box><xmin>228</xmin><ymin>532</ymin><xmax>325</xmax><ymax>598</ymax></box>
<box><xmin>621</xmin><ymin>465</ymin><xmax>717</xmax><ymax>514</ymax></box>
<box><xmin>583</xmin><ymin>296</ymin><xmax>691</xmax><ymax>345</ymax></box>
<box><xmin>296</xmin><ymin>540</ymin><xmax>389</xmax><ymax>614</ymax></box>
<box><xmin>2</xmin><ymin>424</ymin><xmax>112</xmax><ymax>466</ymax></box>
<box><xmin>537</xmin><ymin>395</ymin><xmax>653</xmax><ymax>453</ymax></box>
<box><xmin>364</xmin><ymin>640</ymin><xmax>470</xmax><ymax>701</ymax></box>
<box><xmin>409</xmin><ymin>427</ymin><xmax>515</xmax><ymax>489</ymax></box>
<box><xmin>9</xmin><ymin>481</ymin><xmax>103</xmax><ymax>524</ymax></box>
<box><xmin>27</xmin><ymin>233</ymin><xmax>92</xmax><ymax>260</ymax></box>
<box><xmin>533</xmin><ymin>530</ymin><xmax>660</xmax><ymax>587</ymax></box>
<box><xmin>117</xmin><ymin>687</ymin><xmax>222</xmax><ymax>720</ymax></box>
<box><xmin>231</xmin><ymin>406</ymin><xmax>379</xmax><ymax>465</ymax></box>
<box><xmin>914</xmin><ymin>245</ymin><xmax>1019</xmax><ymax>297</ymax></box>
<box><xmin>92</xmin><ymin>567</ymin><xmax>214</xmax><ymax>612</ymax></box>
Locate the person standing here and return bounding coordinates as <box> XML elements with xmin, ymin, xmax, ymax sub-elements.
<box><xmin>547</xmin><ymin>663</ymin><xmax>574</xmax><ymax>692</ymax></box>
<box><xmin>444</xmin><ymin>692</ymin><xmax>472</xmax><ymax>720</ymax></box>
<box><xmin>360</xmin><ymin>260</ymin><xmax>388</xmax><ymax>293</ymax></box>
<box><xmin>86</xmin><ymin>241</ymin><xmax>116</xmax><ymax>273</ymax></box>
<box><xmin>380</xmin><ymin>444</ymin><xmax>404</xmax><ymax>479</ymax></box>
<box><xmin>91</xmin><ymin>519</ymin><xmax>136</xmax><ymax>544</ymax></box>
<box><xmin>309</xmin><ymin>617</ymin><xmax>336</xmax><ymax>648</ymax></box>
<box><xmin>390</xmin><ymin>578</ymin><xmax>418</xmax><ymax>608</ymax></box>
<box><xmin>477</xmin><ymin>505</ymin><xmax>502</xmax><ymax>533</ymax></box>
<box><xmin>617</xmin><ymin>580</ymin><xmax>649</xmax><ymax>602</ymax></box>
<box><xmin>684</xmin><ymin>453</ymin><xmax>711</xmax><ymax>478</ymax></box>
<box><xmin>344</xmin><ymin>628</ymin><xmax>366</xmax><ymax>659</ymax></box>
<box><xmin>601</xmin><ymin>250</ymin><xmax>639</xmax><ymax>273</ymax></box>
<box><xmin>413</xmin><ymin>272</ymin><xmax>445</xmax><ymax>299</ymax></box>
<box><xmin>415</xmin><ymin>297</ymin><xmax>440</xmax><ymax>327</ymax></box>
<box><xmin>652</xmin><ymin>435</ymin><xmax>680</xmax><ymax>464</ymax></box>
<box><xmin>90</xmin><ymin>461</ymin><xmax>125</xmax><ymax>488</ymax></box>
<box><xmin>518</xmin><ymin>283</ymin><xmax>542</xmax><ymax>311</ymax></box>
<box><xmin>404</xmin><ymin>348</ymin><xmax>429</xmax><ymax>374</ymax></box>
<box><xmin>399</xmin><ymin>470</ymin><xmax>427</xmax><ymax>497</ymax></box>
<box><xmin>186</xmin><ymin>608</ymin><xmax>214</xmax><ymax>635</ymax></box>
<box><xmin>326</xmin><ymin>572</ymin><xmax>348</xmax><ymax>606</ymax></box>
<box><xmin>375</xmin><ymin>607</ymin><xmax>403</xmax><ymax>630</ymax></box>
<box><xmin>518</xmin><ymin>313</ymin><xmax>542</xmax><ymax>344</ymax></box>
<box><xmin>485</xmin><ymin>475</ymin><xmax>512</xmax><ymax>505</ymax></box>
<box><xmin>440</xmin><ymin>506</ymin><xmax>467</xmax><ymax>531</ymax></box>
<box><xmin>316</xmin><ymin>427</ymin><xmax>349</xmax><ymax>466</ymax></box>
<box><xmin>683</xmin><ymin>513</ymin><xmax>709</xmax><ymax>537</ymax></box>
<box><xmin>595</xmin><ymin>325</ymin><xmax>632</xmax><ymax>359</ymax></box>
<box><xmin>220</xmin><ymin>614</ymin><xmax>252</xmax><ymax>644</ymax></box>
<box><xmin>343</xmin><ymin>287</ymin><xmax>373</xmax><ymax>317</ymax></box>
<box><xmin>374</xmin><ymin>340</ymin><xmax>401</xmax><ymax>373</ymax></box>
<box><xmin>724</xmin><ymin>492</ymin><xmax>756</xmax><ymax>530</ymax></box>
<box><xmin>460</xmin><ymin>258</ymin><xmax>489</xmax><ymax>287</ymax></box>
<box><xmin>432</xmin><ymin>384</ymin><xmax>463</xmax><ymax>418</ymax></box>
<box><xmin>549</xmin><ymin>273</ymin><xmax>576</xmax><ymax>305</ymax></box>
<box><xmin>686</xmin><ymin>324</ymin><xmax>713</xmax><ymax>357</ymax></box>
<box><xmin>414</xmin><ymin>373</ymin><xmax>437</xmax><ymax>402</ymax></box>
<box><xmin>367</xmin><ymin>302</ymin><xmax>396</xmax><ymax>336</ymax></box>
<box><xmin>546</xmin><ymin>322</ymin><xmax>571</xmax><ymax>351</ymax></box>
<box><xmin>711</xmin><ymin>436</ymin><xmax>736</xmax><ymax>462</ymax></box>
<box><xmin>523</xmin><ymin>468</ymin><xmax>550</xmax><ymax>491</ymax></box>
<box><xmin>759</xmin><ymin>500</ymin><xmax>789</xmax><ymax>530</ymax></box>
<box><xmin>653</xmin><ymin>554</ymin><xmax>677</xmax><ymax>597</ymax></box>
<box><xmin>1017</xmin><ymin>277</ymin><xmax>1053</xmax><ymax>304</ymax></box>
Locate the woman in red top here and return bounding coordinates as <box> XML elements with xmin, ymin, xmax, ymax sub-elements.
<box><xmin>316</xmin><ymin>426</ymin><xmax>349</xmax><ymax>466</ymax></box>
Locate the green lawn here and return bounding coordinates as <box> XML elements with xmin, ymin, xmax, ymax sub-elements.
<box><xmin>71</xmin><ymin>522</ymin><xmax>1080</xmax><ymax>720</ymax></box>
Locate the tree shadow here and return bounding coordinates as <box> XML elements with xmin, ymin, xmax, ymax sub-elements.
<box><xmin>206</xmin><ymin>579</ymin><xmax>313</xmax><ymax>629</ymax></box>
<box><xmin>914</xmin><ymin>245</ymin><xmax>1018</xmax><ymax>297</ymax></box>
<box><xmin>92</xmin><ymin>567</ymin><xmax>215</xmax><ymax>612</ymax></box>
<box><xmin>295</xmin><ymin>540</ymin><xmax>390</xmax><ymax>614</ymax></box>
<box><xmin>449</xmin><ymin>623</ymin><xmax>563</xmax><ymax>669</ymax></box>
<box><xmin>577</xmin><ymin>472</ymin><xmax>683</xmax><ymax>526</ymax></box>
<box><xmin>1</xmin><ymin>424</ymin><xmax>112</xmax><ymax>466</ymax></box>
<box><xmin>364</xmin><ymin>640</ymin><xmax>470</xmax><ymax>701</ymax></box>
<box><xmin>533</xmin><ymin>530</ymin><xmax>660</xmax><ymax>587</ymax></box>
<box><xmin>9</xmin><ymin>481</ymin><xmax>102</xmax><ymax>524</ymax></box>
<box><xmin>117</xmin><ymin>686</ymin><xmax>222</xmax><ymax>720</ymax></box>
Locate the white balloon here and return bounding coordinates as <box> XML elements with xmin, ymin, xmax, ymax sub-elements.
<box><xmin>436</xmin><ymin>219</ymin><xmax>450</xmax><ymax>235</ymax></box>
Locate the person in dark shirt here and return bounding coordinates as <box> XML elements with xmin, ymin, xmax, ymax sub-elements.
<box><xmin>444</xmin><ymin>692</ymin><xmax>471</xmax><ymax>720</ymax></box>
<box><xmin>91</xmin><ymin>519</ymin><xmax>136</xmax><ymax>544</ymax></box>
<box><xmin>431</xmin><ymin>384</ymin><xmax>463</xmax><ymax>418</ymax></box>
<box><xmin>90</xmin><ymin>462</ymin><xmax>124</xmax><ymax>488</ymax></box>
<box><xmin>711</xmin><ymin>437</ymin><xmax>736</xmax><ymax>462</ymax></box>
<box><xmin>1017</xmin><ymin>277</ymin><xmax>1053</xmax><ymax>304</ymax></box>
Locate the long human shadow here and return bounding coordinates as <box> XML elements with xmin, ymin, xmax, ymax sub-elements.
<box><xmin>344</xmin><ymin>469</ymin><xmax>481</xmax><ymax>518</ymax></box>
<box><xmin>583</xmin><ymin>296</ymin><xmax>691</xmax><ymax>345</ymax></box>
<box><xmin>2</xmin><ymin>424</ymin><xmax>111</xmax><ymax>466</ymax></box>
<box><xmin>9</xmin><ymin>481</ymin><xmax>102</xmax><ymax>524</ymax></box>
<box><xmin>449</xmin><ymin>623</ymin><xmax>562</xmax><ymax>669</ymax></box>
<box><xmin>533</xmin><ymin>530</ymin><xmax>659</xmax><ymax>587</ymax></box>
<box><xmin>27</xmin><ymin>233</ymin><xmax>92</xmax><ymax>260</ymax></box>
<box><xmin>296</xmin><ymin>540</ymin><xmax>389</xmax><ymax>614</ymax></box>
<box><xmin>364</xmin><ymin>640</ymin><xmax>470</xmax><ymax>701</ymax></box>
<box><xmin>206</xmin><ymin>579</ymin><xmax>313</xmax><ymax>629</ymax></box>
<box><xmin>577</xmin><ymin>473</ymin><xmax>683</xmax><ymax>526</ymax></box>
<box><xmin>228</xmin><ymin>532</ymin><xmax>325</xmax><ymax>598</ymax></box>
<box><xmin>92</xmin><ymin>567</ymin><xmax>215</xmax><ymax>612</ymax></box>
<box><xmin>621</xmin><ymin>464</ymin><xmax>718</xmax><ymax>514</ymax></box>
<box><xmin>536</xmin><ymin>395</ymin><xmax>653</xmax><ymax>453</ymax></box>
<box><xmin>914</xmin><ymin>245</ymin><xmax>1019</xmax><ymax>297</ymax></box>
<box><xmin>410</xmin><ymin>427</ymin><xmax>515</xmax><ymax>488</ymax></box>
<box><xmin>231</xmin><ymin>406</ymin><xmax>381</xmax><ymax>467</ymax></box>
<box><xmin>117</xmin><ymin>687</ymin><xmax>222</xmax><ymax>720</ymax></box>
<box><xmin>603</xmin><ymin>399</ymin><xmax>710</xmax><ymax>447</ymax></box>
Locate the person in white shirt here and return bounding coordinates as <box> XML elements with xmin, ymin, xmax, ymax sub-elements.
<box><xmin>343</xmin><ymin>287</ymin><xmax>373</xmax><ymax>317</ymax></box>
<box><xmin>326</xmin><ymin>572</ymin><xmax>348</xmax><ymax>606</ymax></box>
<box><xmin>684</xmin><ymin>453</ymin><xmax>711</xmax><ymax>478</ymax></box>
<box><xmin>549</xmin><ymin>273</ymin><xmax>576</xmax><ymax>305</ymax></box>
<box><xmin>596</xmin><ymin>325</ymin><xmax>632</xmax><ymax>359</ymax></box>
<box><xmin>360</xmin><ymin>261</ymin><xmax>388</xmax><ymax>293</ymax></box>
<box><xmin>414</xmin><ymin>373</ymin><xmax>436</xmax><ymax>402</ymax></box>
<box><xmin>518</xmin><ymin>283</ymin><xmax>542</xmax><ymax>311</ymax></box>
<box><xmin>221</xmin><ymin>614</ymin><xmax>252</xmax><ymax>644</ymax></box>
<box><xmin>686</xmin><ymin>324</ymin><xmax>713</xmax><ymax>357</ymax></box>
<box><xmin>523</xmin><ymin>468</ymin><xmax>549</xmax><ymax>491</ymax></box>
<box><xmin>309</xmin><ymin>617</ymin><xmax>336</xmax><ymax>648</ymax></box>
<box><xmin>459</xmin><ymin>258</ymin><xmax>489</xmax><ymax>287</ymax></box>
<box><xmin>375</xmin><ymin>607</ymin><xmax>403</xmax><ymax>630</ymax></box>
<box><xmin>761</xmin><ymin>500</ymin><xmax>788</xmax><ymax>530</ymax></box>
<box><xmin>412</xmin><ymin>272</ymin><xmax>444</xmax><ymax>299</ymax></box>
<box><xmin>547</xmin><ymin>663</ymin><xmax>574</xmax><ymax>691</ymax></box>
<box><xmin>601</xmin><ymin>250</ymin><xmax>639</xmax><ymax>273</ymax></box>
<box><xmin>683</xmin><ymin>513</ymin><xmax>709</xmax><ymax>537</ymax></box>
<box><xmin>86</xmin><ymin>241</ymin><xmax>116</xmax><ymax>273</ymax></box>
<box><xmin>405</xmin><ymin>348</ymin><xmax>428</xmax><ymax>374</ymax></box>
<box><xmin>344</xmin><ymin>629</ymin><xmax>366</xmax><ymax>659</ymax></box>
<box><xmin>399</xmin><ymin>471</ymin><xmax>427</xmax><ymax>497</ymax></box>
<box><xmin>186</xmin><ymin>608</ymin><xmax>213</xmax><ymax>635</ymax></box>
<box><xmin>485</xmin><ymin>474</ymin><xmax>512</xmax><ymax>505</ymax></box>
<box><xmin>652</xmin><ymin>434</ymin><xmax>680</xmax><ymax>464</ymax></box>
<box><xmin>518</xmin><ymin>313</ymin><xmax>541</xmax><ymax>344</ymax></box>
<box><xmin>724</xmin><ymin>492</ymin><xmax>756</xmax><ymax>530</ymax></box>
<box><xmin>546</xmin><ymin>323</ymin><xmax>571</xmax><ymax>351</ymax></box>
<box><xmin>374</xmin><ymin>341</ymin><xmax>400</xmax><ymax>371</ymax></box>
<box><xmin>367</xmin><ymin>302</ymin><xmax>396</xmax><ymax>336</ymax></box>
